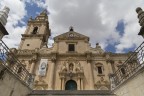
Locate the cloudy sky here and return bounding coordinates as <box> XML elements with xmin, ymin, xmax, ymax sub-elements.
<box><xmin>0</xmin><ymin>0</ymin><xmax>144</xmax><ymax>53</ymax></box>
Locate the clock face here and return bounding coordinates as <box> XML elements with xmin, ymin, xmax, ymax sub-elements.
<box><xmin>69</xmin><ymin>33</ymin><xmax>74</xmax><ymax>37</ymax></box>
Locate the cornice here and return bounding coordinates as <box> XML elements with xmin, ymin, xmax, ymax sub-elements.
<box><xmin>28</xmin><ymin>20</ymin><xmax>48</xmax><ymax>25</ymax></box>
<box><xmin>104</xmin><ymin>52</ymin><xmax>130</xmax><ymax>56</ymax></box>
<box><xmin>21</xmin><ymin>34</ymin><xmax>44</xmax><ymax>38</ymax></box>
<box><xmin>16</xmin><ymin>50</ymin><xmax>36</xmax><ymax>56</ymax></box>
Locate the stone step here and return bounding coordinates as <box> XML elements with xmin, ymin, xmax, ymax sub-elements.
<box><xmin>28</xmin><ymin>90</ymin><xmax>116</xmax><ymax>96</ymax></box>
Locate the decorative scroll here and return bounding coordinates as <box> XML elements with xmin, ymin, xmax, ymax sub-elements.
<box><xmin>38</xmin><ymin>59</ymin><xmax>48</xmax><ymax>76</ymax></box>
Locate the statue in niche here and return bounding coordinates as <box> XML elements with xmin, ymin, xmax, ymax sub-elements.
<box><xmin>69</xmin><ymin>63</ymin><xmax>74</xmax><ymax>71</ymax></box>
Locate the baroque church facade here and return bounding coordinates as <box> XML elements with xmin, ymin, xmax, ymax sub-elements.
<box><xmin>10</xmin><ymin>10</ymin><xmax>130</xmax><ymax>91</ymax></box>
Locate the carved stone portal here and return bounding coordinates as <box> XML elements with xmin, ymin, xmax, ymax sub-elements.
<box><xmin>59</xmin><ymin>57</ymin><xmax>84</xmax><ymax>90</ymax></box>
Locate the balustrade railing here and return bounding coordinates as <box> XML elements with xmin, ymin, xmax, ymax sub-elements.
<box><xmin>111</xmin><ymin>41</ymin><xmax>144</xmax><ymax>88</ymax></box>
<box><xmin>0</xmin><ymin>40</ymin><xmax>33</xmax><ymax>87</ymax></box>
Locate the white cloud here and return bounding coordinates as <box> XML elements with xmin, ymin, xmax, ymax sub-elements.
<box><xmin>25</xmin><ymin>0</ymin><xmax>47</xmax><ymax>8</ymax></box>
<box><xmin>0</xmin><ymin>0</ymin><xmax>27</xmax><ymax>48</ymax></box>
<box><xmin>3</xmin><ymin>26</ymin><xmax>26</xmax><ymax>48</ymax></box>
<box><xmin>0</xmin><ymin>0</ymin><xmax>144</xmax><ymax>53</ymax></box>
<box><xmin>47</xmin><ymin>0</ymin><xmax>144</xmax><ymax>52</ymax></box>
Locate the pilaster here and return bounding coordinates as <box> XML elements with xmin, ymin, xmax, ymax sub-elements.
<box><xmin>48</xmin><ymin>52</ymin><xmax>57</xmax><ymax>90</ymax></box>
<box><xmin>86</xmin><ymin>52</ymin><xmax>94</xmax><ymax>89</ymax></box>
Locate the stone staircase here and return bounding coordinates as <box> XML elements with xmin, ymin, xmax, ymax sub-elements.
<box><xmin>28</xmin><ymin>90</ymin><xmax>116</xmax><ymax>96</ymax></box>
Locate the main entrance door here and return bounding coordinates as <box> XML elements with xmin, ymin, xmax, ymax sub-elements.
<box><xmin>65</xmin><ymin>80</ymin><xmax>77</xmax><ymax>90</ymax></box>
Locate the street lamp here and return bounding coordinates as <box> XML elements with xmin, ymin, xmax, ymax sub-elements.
<box><xmin>0</xmin><ymin>6</ymin><xmax>9</xmax><ymax>40</ymax></box>
<box><xmin>136</xmin><ymin>7</ymin><xmax>144</xmax><ymax>38</ymax></box>
<box><xmin>0</xmin><ymin>22</ymin><xmax>8</xmax><ymax>40</ymax></box>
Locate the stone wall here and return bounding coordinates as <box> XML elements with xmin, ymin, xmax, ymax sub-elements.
<box><xmin>28</xmin><ymin>90</ymin><xmax>116</xmax><ymax>96</ymax></box>
<box><xmin>0</xmin><ymin>65</ymin><xmax>32</xmax><ymax>96</ymax></box>
<box><xmin>113</xmin><ymin>66</ymin><xmax>144</xmax><ymax>96</ymax></box>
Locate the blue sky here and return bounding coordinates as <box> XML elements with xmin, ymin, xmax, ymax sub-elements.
<box><xmin>0</xmin><ymin>0</ymin><xmax>144</xmax><ymax>53</ymax></box>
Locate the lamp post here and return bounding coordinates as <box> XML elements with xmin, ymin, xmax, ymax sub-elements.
<box><xmin>0</xmin><ymin>22</ymin><xmax>8</xmax><ymax>40</ymax></box>
<box><xmin>136</xmin><ymin>7</ymin><xmax>144</xmax><ymax>38</ymax></box>
<box><xmin>0</xmin><ymin>6</ymin><xmax>10</xmax><ymax>40</ymax></box>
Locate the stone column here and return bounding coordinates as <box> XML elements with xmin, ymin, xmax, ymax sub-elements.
<box><xmin>77</xmin><ymin>77</ymin><xmax>81</xmax><ymax>90</ymax></box>
<box><xmin>61</xmin><ymin>77</ymin><xmax>65</xmax><ymax>90</ymax></box>
<box><xmin>81</xmin><ymin>78</ymin><xmax>84</xmax><ymax>90</ymax></box>
<box><xmin>87</xmin><ymin>60</ymin><xmax>94</xmax><ymax>89</ymax></box>
<box><xmin>86</xmin><ymin>52</ymin><xmax>94</xmax><ymax>89</ymax></box>
<box><xmin>48</xmin><ymin>55</ymin><xmax>56</xmax><ymax>90</ymax></box>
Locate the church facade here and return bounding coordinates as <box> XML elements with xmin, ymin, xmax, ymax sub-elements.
<box><xmin>10</xmin><ymin>10</ymin><xmax>130</xmax><ymax>91</ymax></box>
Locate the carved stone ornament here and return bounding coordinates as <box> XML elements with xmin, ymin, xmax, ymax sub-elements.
<box><xmin>95</xmin><ymin>76</ymin><xmax>110</xmax><ymax>90</ymax></box>
<box><xmin>59</xmin><ymin>57</ymin><xmax>84</xmax><ymax>79</ymax></box>
<box><xmin>34</xmin><ymin>78</ymin><xmax>48</xmax><ymax>90</ymax></box>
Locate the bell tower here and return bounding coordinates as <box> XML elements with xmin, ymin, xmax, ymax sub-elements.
<box><xmin>19</xmin><ymin>10</ymin><xmax>51</xmax><ymax>50</ymax></box>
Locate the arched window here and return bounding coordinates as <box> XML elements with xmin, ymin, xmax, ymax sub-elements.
<box><xmin>32</xmin><ymin>26</ymin><xmax>38</xmax><ymax>34</ymax></box>
<box><xmin>65</xmin><ymin>80</ymin><xmax>77</xmax><ymax>90</ymax></box>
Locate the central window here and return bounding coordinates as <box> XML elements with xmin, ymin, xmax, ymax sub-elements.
<box><xmin>97</xmin><ymin>66</ymin><xmax>103</xmax><ymax>74</ymax></box>
<box><xmin>68</xmin><ymin>44</ymin><xmax>75</xmax><ymax>51</ymax></box>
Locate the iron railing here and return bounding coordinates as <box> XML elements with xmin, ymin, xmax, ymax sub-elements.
<box><xmin>0</xmin><ymin>40</ymin><xmax>33</xmax><ymax>87</ymax></box>
<box><xmin>111</xmin><ymin>41</ymin><xmax>144</xmax><ymax>87</ymax></box>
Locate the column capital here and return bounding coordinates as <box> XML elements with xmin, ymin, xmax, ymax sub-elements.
<box><xmin>31</xmin><ymin>53</ymin><xmax>38</xmax><ymax>62</ymax></box>
<box><xmin>86</xmin><ymin>51</ymin><xmax>92</xmax><ymax>63</ymax></box>
<box><xmin>60</xmin><ymin>75</ymin><xmax>66</xmax><ymax>79</ymax></box>
<box><xmin>51</xmin><ymin>52</ymin><xmax>57</xmax><ymax>63</ymax></box>
<box><xmin>51</xmin><ymin>56</ymin><xmax>56</xmax><ymax>63</ymax></box>
<box><xmin>29</xmin><ymin>58</ymin><xmax>37</xmax><ymax>63</ymax></box>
